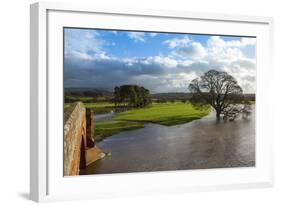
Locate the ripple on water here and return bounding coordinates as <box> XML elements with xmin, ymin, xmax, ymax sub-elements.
<box><xmin>80</xmin><ymin>108</ymin><xmax>255</xmax><ymax>175</ymax></box>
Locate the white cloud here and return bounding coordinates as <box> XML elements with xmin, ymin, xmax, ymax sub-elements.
<box><xmin>240</xmin><ymin>37</ymin><xmax>256</xmax><ymax>46</ymax></box>
<box><xmin>160</xmin><ymin>35</ymin><xmax>257</xmax><ymax>93</ymax></box>
<box><xmin>175</xmin><ymin>42</ymin><xmax>207</xmax><ymax>60</ymax></box>
<box><xmin>207</xmin><ymin>36</ymin><xmax>225</xmax><ymax>48</ymax></box>
<box><xmin>163</xmin><ymin>36</ymin><xmax>191</xmax><ymax>48</ymax></box>
<box><xmin>152</xmin><ymin>56</ymin><xmax>178</xmax><ymax>68</ymax></box>
<box><xmin>205</xmin><ymin>36</ymin><xmax>256</xmax><ymax>93</ymax></box>
<box><xmin>64</xmin><ymin>29</ymin><xmax>104</xmax><ymax>59</ymax></box>
<box><xmin>132</xmin><ymin>72</ymin><xmax>199</xmax><ymax>93</ymax></box>
<box><xmin>208</xmin><ymin>36</ymin><xmax>256</xmax><ymax>48</ymax></box>
<box><xmin>128</xmin><ymin>32</ymin><xmax>146</xmax><ymax>42</ymax></box>
<box><xmin>111</xmin><ymin>31</ymin><xmax>118</xmax><ymax>35</ymax></box>
<box><xmin>69</xmin><ymin>51</ymin><xmax>93</xmax><ymax>60</ymax></box>
<box><xmin>149</xmin><ymin>33</ymin><xmax>158</xmax><ymax>37</ymax></box>
<box><xmin>164</xmin><ymin>36</ymin><xmax>207</xmax><ymax>60</ymax></box>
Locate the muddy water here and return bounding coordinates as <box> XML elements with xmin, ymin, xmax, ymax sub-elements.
<box><xmin>80</xmin><ymin>107</ymin><xmax>255</xmax><ymax>175</ymax></box>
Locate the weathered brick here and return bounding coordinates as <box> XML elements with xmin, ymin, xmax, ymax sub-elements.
<box><xmin>63</xmin><ymin>102</ymin><xmax>86</xmax><ymax>176</ymax></box>
<box><xmin>63</xmin><ymin>102</ymin><xmax>104</xmax><ymax>176</ymax></box>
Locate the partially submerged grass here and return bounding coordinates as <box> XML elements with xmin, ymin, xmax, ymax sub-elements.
<box><xmin>94</xmin><ymin>102</ymin><xmax>210</xmax><ymax>141</ymax></box>
<box><xmin>94</xmin><ymin>120</ymin><xmax>144</xmax><ymax>141</ymax></box>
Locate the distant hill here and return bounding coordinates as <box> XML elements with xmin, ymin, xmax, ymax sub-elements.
<box><xmin>151</xmin><ymin>92</ymin><xmax>255</xmax><ymax>101</ymax></box>
<box><xmin>151</xmin><ymin>92</ymin><xmax>192</xmax><ymax>100</ymax></box>
<box><xmin>65</xmin><ymin>87</ymin><xmax>113</xmax><ymax>94</ymax></box>
<box><xmin>64</xmin><ymin>88</ymin><xmax>255</xmax><ymax>103</ymax></box>
<box><xmin>64</xmin><ymin>88</ymin><xmax>114</xmax><ymax>102</ymax></box>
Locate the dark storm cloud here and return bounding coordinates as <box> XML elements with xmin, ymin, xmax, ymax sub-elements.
<box><xmin>63</xmin><ymin>55</ymin><xmax>208</xmax><ymax>91</ymax></box>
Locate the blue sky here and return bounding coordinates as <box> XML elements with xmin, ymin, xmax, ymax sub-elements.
<box><xmin>64</xmin><ymin>28</ymin><xmax>256</xmax><ymax>93</ymax></box>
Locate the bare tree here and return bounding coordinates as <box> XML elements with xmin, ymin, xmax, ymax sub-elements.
<box><xmin>188</xmin><ymin>70</ymin><xmax>244</xmax><ymax>120</ymax></box>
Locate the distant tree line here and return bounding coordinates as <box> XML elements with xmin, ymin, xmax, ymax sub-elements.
<box><xmin>114</xmin><ymin>85</ymin><xmax>151</xmax><ymax>107</ymax></box>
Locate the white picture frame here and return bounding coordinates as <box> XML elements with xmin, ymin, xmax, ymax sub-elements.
<box><xmin>30</xmin><ymin>1</ymin><xmax>274</xmax><ymax>202</ymax></box>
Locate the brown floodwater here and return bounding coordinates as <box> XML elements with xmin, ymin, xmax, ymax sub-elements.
<box><xmin>80</xmin><ymin>107</ymin><xmax>255</xmax><ymax>175</ymax></box>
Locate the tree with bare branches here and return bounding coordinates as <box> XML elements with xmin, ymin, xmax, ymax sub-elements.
<box><xmin>188</xmin><ymin>70</ymin><xmax>244</xmax><ymax>120</ymax></box>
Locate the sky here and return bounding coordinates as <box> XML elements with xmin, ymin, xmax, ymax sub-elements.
<box><xmin>64</xmin><ymin>28</ymin><xmax>256</xmax><ymax>93</ymax></box>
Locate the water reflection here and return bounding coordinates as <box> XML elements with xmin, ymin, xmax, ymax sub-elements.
<box><xmin>80</xmin><ymin>107</ymin><xmax>255</xmax><ymax>175</ymax></box>
<box><xmin>94</xmin><ymin>111</ymin><xmax>115</xmax><ymax>123</ymax></box>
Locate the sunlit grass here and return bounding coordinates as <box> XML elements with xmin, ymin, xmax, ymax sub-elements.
<box><xmin>94</xmin><ymin>102</ymin><xmax>210</xmax><ymax>140</ymax></box>
<box><xmin>115</xmin><ymin>102</ymin><xmax>209</xmax><ymax>126</ymax></box>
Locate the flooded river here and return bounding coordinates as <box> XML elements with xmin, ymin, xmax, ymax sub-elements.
<box><xmin>80</xmin><ymin>108</ymin><xmax>255</xmax><ymax>175</ymax></box>
<box><xmin>94</xmin><ymin>111</ymin><xmax>115</xmax><ymax>123</ymax></box>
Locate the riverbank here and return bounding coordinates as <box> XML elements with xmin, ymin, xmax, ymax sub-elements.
<box><xmin>94</xmin><ymin>102</ymin><xmax>210</xmax><ymax>141</ymax></box>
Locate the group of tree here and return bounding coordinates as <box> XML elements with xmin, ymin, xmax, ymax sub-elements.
<box><xmin>188</xmin><ymin>69</ymin><xmax>251</xmax><ymax>121</ymax></box>
<box><xmin>114</xmin><ymin>85</ymin><xmax>151</xmax><ymax>108</ymax></box>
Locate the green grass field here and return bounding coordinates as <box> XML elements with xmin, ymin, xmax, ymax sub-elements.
<box><xmin>94</xmin><ymin>102</ymin><xmax>210</xmax><ymax>141</ymax></box>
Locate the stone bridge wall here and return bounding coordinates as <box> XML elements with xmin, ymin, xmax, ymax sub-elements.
<box><xmin>63</xmin><ymin>102</ymin><xmax>87</xmax><ymax>176</ymax></box>
<box><xmin>63</xmin><ymin>102</ymin><xmax>104</xmax><ymax>176</ymax></box>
